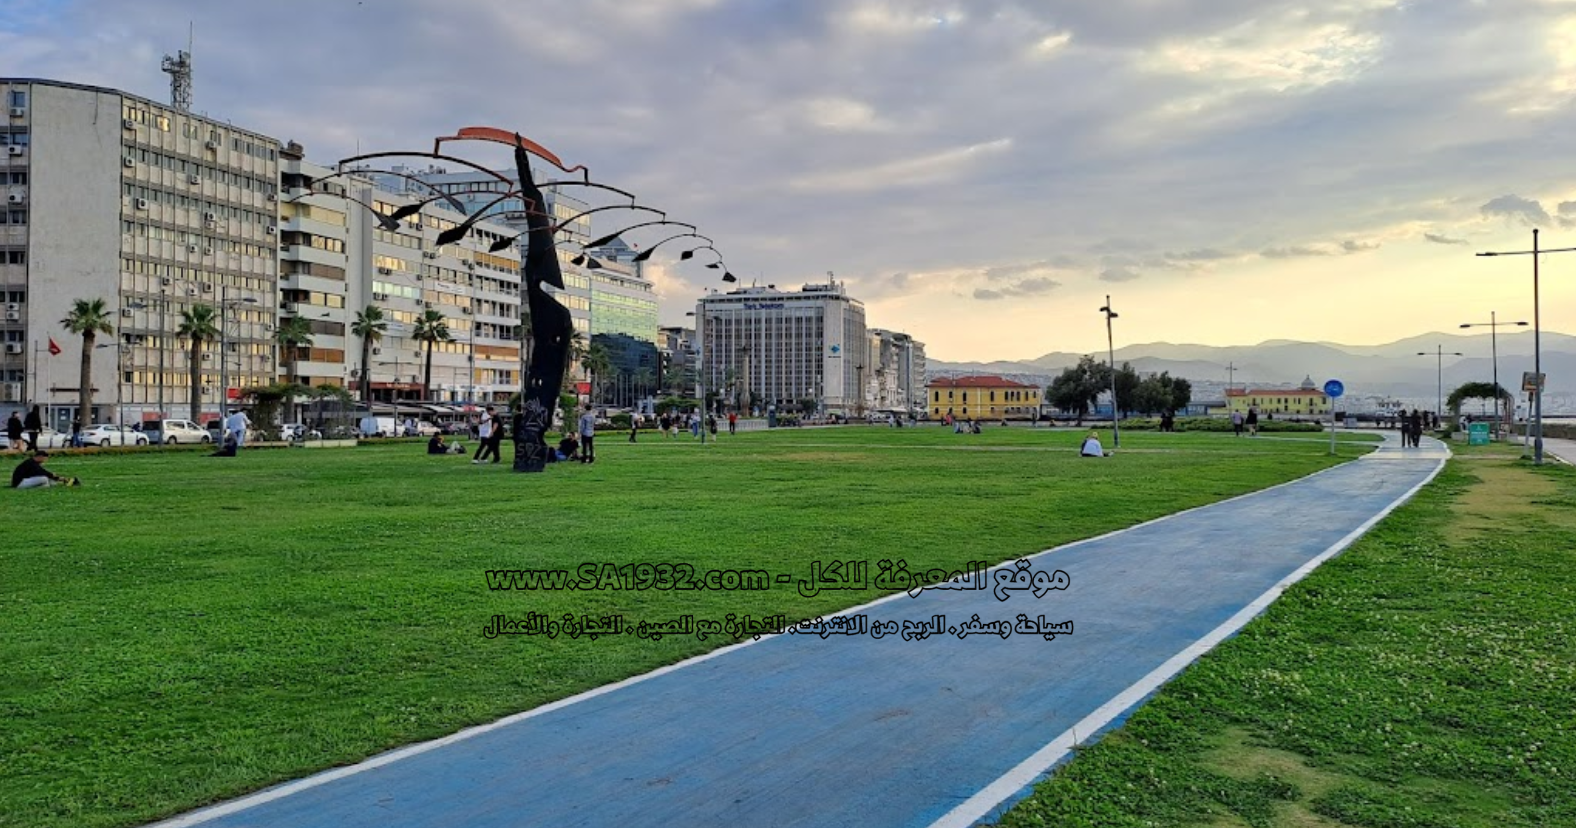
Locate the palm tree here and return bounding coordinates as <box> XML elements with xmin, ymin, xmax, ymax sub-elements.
<box><xmin>60</xmin><ymin>298</ymin><xmax>115</xmax><ymax>432</ymax></box>
<box><xmin>584</xmin><ymin>343</ymin><xmax>613</xmax><ymax>405</ymax></box>
<box><xmin>351</xmin><ymin>305</ymin><xmax>388</xmax><ymax>403</ymax></box>
<box><xmin>412</xmin><ymin>309</ymin><xmax>452</xmax><ymax>402</ymax></box>
<box><xmin>275</xmin><ymin>316</ymin><xmax>315</xmax><ymax>384</ymax></box>
<box><xmin>563</xmin><ymin>329</ymin><xmax>587</xmax><ymax>390</ymax></box>
<box><xmin>275</xmin><ymin>316</ymin><xmax>315</xmax><ymax>424</ymax></box>
<box><xmin>634</xmin><ymin>367</ymin><xmax>656</xmax><ymax>403</ymax></box>
<box><xmin>177</xmin><ymin>305</ymin><xmax>219</xmax><ymax>421</ymax></box>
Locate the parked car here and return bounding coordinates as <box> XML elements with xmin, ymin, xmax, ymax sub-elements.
<box><xmin>149</xmin><ymin>419</ymin><xmax>211</xmax><ymax>445</ymax></box>
<box><xmin>30</xmin><ymin>427</ymin><xmax>73</xmax><ymax>449</ymax></box>
<box><xmin>408</xmin><ymin>421</ymin><xmax>440</xmax><ymax>437</ymax></box>
<box><xmin>81</xmin><ymin>424</ymin><xmax>150</xmax><ymax>447</ymax></box>
<box><xmin>281</xmin><ymin>423</ymin><xmax>323</xmax><ymax>441</ymax></box>
<box><xmin>358</xmin><ymin>415</ymin><xmax>397</xmax><ymax>438</ymax></box>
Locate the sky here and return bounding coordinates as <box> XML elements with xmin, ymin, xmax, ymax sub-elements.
<box><xmin>5</xmin><ymin>0</ymin><xmax>1576</xmax><ymax>361</ymax></box>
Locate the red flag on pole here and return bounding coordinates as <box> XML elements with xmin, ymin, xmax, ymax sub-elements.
<box><xmin>48</xmin><ymin>337</ymin><xmax>62</xmax><ymax>356</ymax></box>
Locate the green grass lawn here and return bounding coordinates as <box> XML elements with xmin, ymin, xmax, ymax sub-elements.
<box><xmin>994</xmin><ymin>453</ymin><xmax>1576</xmax><ymax>827</ymax></box>
<box><xmin>0</xmin><ymin>427</ymin><xmax>1374</xmax><ymax>828</ymax></box>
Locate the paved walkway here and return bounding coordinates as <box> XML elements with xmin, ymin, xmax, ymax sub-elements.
<box><xmin>152</xmin><ymin>433</ymin><xmax>1447</xmax><ymax>828</ymax></box>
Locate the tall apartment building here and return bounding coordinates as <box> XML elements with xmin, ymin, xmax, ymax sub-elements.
<box><xmin>866</xmin><ymin>329</ymin><xmax>928</xmax><ymax>414</ymax></box>
<box><xmin>1</xmin><ymin>78</ymin><xmax>279</xmax><ymax>426</ymax></box>
<box><xmin>695</xmin><ymin>281</ymin><xmax>867</xmax><ymax>416</ymax></box>
<box><xmin>374</xmin><ymin>168</ymin><xmax>660</xmax><ymax>405</ymax></box>
<box><xmin>279</xmin><ymin>152</ymin><xmax>526</xmax><ymax>404</ymax></box>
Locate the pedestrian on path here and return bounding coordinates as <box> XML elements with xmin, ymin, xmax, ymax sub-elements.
<box><xmin>1245</xmin><ymin>406</ymin><xmax>1259</xmax><ymax>437</ymax></box>
<box><xmin>5</xmin><ymin>411</ymin><xmax>22</xmax><ymax>451</ymax></box>
<box><xmin>1408</xmin><ymin>409</ymin><xmax>1423</xmax><ymax>448</ymax></box>
<box><xmin>578</xmin><ymin>409</ymin><xmax>597</xmax><ymax>463</ymax></box>
<box><xmin>1231</xmin><ymin>410</ymin><xmax>1244</xmax><ymax>437</ymax></box>
<box><xmin>24</xmin><ymin>405</ymin><xmax>41</xmax><ymax>452</ymax></box>
<box><xmin>728</xmin><ymin>411</ymin><xmax>737</xmax><ymax>435</ymax></box>
<box><xmin>473</xmin><ymin>406</ymin><xmax>499</xmax><ymax>463</ymax></box>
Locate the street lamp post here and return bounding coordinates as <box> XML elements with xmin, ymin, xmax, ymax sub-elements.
<box><xmin>1476</xmin><ymin>229</ymin><xmax>1576</xmax><ymax>465</ymax></box>
<box><xmin>1099</xmin><ymin>296</ymin><xmax>1120</xmax><ymax>448</ymax></box>
<box><xmin>1417</xmin><ymin>346</ymin><xmax>1463</xmax><ymax>420</ymax></box>
<box><xmin>1459</xmin><ymin>312</ymin><xmax>1528</xmax><ymax>438</ymax></box>
<box><xmin>218</xmin><ymin>286</ymin><xmax>258</xmax><ymax>419</ymax></box>
<box><xmin>686</xmin><ymin>311</ymin><xmax>714</xmax><ymax>444</ymax></box>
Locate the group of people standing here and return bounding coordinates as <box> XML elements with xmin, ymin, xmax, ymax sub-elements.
<box><xmin>1230</xmin><ymin>407</ymin><xmax>1260</xmax><ymax>437</ymax></box>
<box><xmin>6</xmin><ymin>406</ymin><xmax>44</xmax><ymax>452</ymax></box>
<box><xmin>1397</xmin><ymin>409</ymin><xmax>1435</xmax><ymax>448</ymax></box>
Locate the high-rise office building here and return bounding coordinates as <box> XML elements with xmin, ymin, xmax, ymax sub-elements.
<box><xmin>867</xmin><ymin>329</ymin><xmax>928</xmax><ymax>415</ymax></box>
<box><xmin>695</xmin><ymin>280</ymin><xmax>867</xmax><ymax>416</ymax></box>
<box><xmin>1</xmin><ymin>78</ymin><xmax>280</xmax><ymax>427</ymax></box>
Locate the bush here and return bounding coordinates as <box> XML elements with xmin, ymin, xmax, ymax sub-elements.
<box><xmin>1120</xmin><ymin>416</ymin><xmax>1323</xmax><ymax>433</ymax></box>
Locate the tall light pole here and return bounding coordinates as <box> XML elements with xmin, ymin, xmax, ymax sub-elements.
<box><xmin>686</xmin><ymin>311</ymin><xmax>713</xmax><ymax>444</ymax></box>
<box><xmin>218</xmin><ymin>286</ymin><xmax>258</xmax><ymax>417</ymax></box>
<box><xmin>1417</xmin><ymin>346</ymin><xmax>1463</xmax><ymax>420</ymax></box>
<box><xmin>1099</xmin><ymin>296</ymin><xmax>1120</xmax><ymax>448</ymax></box>
<box><xmin>1459</xmin><ymin>312</ymin><xmax>1528</xmax><ymax>436</ymax></box>
<box><xmin>1477</xmin><ymin>229</ymin><xmax>1576</xmax><ymax>465</ymax></box>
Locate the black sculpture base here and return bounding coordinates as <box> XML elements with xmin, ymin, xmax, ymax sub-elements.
<box><xmin>512</xmin><ymin>401</ymin><xmax>551</xmax><ymax>473</ymax></box>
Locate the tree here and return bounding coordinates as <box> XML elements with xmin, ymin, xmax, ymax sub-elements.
<box><xmin>1446</xmin><ymin>381</ymin><xmax>1512</xmax><ymax>416</ymax></box>
<box><xmin>351</xmin><ymin>305</ymin><xmax>389</xmax><ymax>403</ymax></box>
<box><xmin>1045</xmin><ymin>355</ymin><xmax>1111</xmax><ymax>425</ymax></box>
<box><xmin>61</xmin><ymin>298</ymin><xmax>115</xmax><ymax>431</ymax></box>
<box><xmin>275</xmin><ymin>316</ymin><xmax>315</xmax><ymax>384</ymax></box>
<box><xmin>564</xmin><ymin>329</ymin><xmax>587</xmax><ymax>390</ymax></box>
<box><xmin>634</xmin><ymin>367</ymin><xmax>656</xmax><ymax>402</ymax></box>
<box><xmin>177</xmin><ymin>304</ymin><xmax>219</xmax><ymax>421</ymax></box>
<box><xmin>275</xmin><ymin>316</ymin><xmax>315</xmax><ymax>424</ymax></box>
<box><xmin>584</xmin><ymin>342</ymin><xmax>613</xmax><ymax>405</ymax></box>
<box><xmin>413</xmin><ymin>309</ymin><xmax>452</xmax><ymax>402</ymax></box>
<box><xmin>1114</xmin><ymin>362</ymin><xmax>1141</xmax><ymax>417</ymax></box>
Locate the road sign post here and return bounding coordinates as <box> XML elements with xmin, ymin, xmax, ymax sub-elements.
<box><xmin>1323</xmin><ymin>380</ymin><xmax>1344</xmax><ymax>455</ymax></box>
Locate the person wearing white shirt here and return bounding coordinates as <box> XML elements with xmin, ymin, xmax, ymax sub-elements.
<box><xmin>225</xmin><ymin>410</ymin><xmax>251</xmax><ymax>449</ymax></box>
<box><xmin>578</xmin><ymin>410</ymin><xmax>597</xmax><ymax>463</ymax></box>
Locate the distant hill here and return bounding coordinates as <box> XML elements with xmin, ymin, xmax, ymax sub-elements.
<box><xmin>926</xmin><ymin>331</ymin><xmax>1576</xmax><ymax>413</ymax></box>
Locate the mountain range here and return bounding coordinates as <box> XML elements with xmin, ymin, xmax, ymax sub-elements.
<box><xmin>926</xmin><ymin>331</ymin><xmax>1576</xmax><ymax>413</ymax></box>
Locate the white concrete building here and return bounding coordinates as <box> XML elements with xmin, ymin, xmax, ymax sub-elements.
<box><xmin>279</xmin><ymin>151</ymin><xmax>526</xmax><ymax>404</ymax></box>
<box><xmin>1</xmin><ymin>78</ymin><xmax>279</xmax><ymax>427</ymax></box>
<box><xmin>695</xmin><ymin>280</ymin><xmax>867</xmax><ymax>416</ymax></box>
<box><xmin>867</xmin><ymin>329</ymin><xmax>928</xmax><ymax>415</ymax></box>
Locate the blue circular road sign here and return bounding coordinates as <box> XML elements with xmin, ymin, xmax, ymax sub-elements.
<box><xmin>1323</xmin><ymin>379</ymin><xmax>1344</xmax><ymax>398</ymax></box>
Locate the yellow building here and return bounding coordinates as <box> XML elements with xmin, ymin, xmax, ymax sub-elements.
<box><xmin>927</xmin><ymin>376</ymin><xmax>1042</xmax><ymax>420</ymax></box>
<box><xmin>1224</xmin><ymin>377</ymin><xmax>1331</xmax><ymax>418</ymax></box>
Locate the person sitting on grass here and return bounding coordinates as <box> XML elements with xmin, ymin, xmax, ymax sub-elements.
<box><xmin>1080</xmin><ymin>430</ymin><xmax>1109</xmax><ymax>458</ymax></box>
<box><xmin>209</xmin><ymin>434</ymin><xmax>238</xmax><ymax>458</ymax></box>
<box><xmin>557</xmin><ymin>432</ymin><xmax>580</xmax><ymax>462</ymax></box>
<box><xmin>12</xmin><ymin>451</ymin><xmax>72</xmax><ymax>488</ymax></box>
<box><xmin>428</xmin><ymin>433</ymin><xmax>454</xmax><ymax>455</ymax></box>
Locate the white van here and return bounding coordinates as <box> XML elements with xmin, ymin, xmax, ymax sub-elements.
<box><xmin>357</xmin><ymin>416</ymin><xmax>397</xmax><ymax>438</ymax></box>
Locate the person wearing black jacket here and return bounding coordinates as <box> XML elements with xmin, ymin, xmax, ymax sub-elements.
<box><xmin>12</xmin><ymin>451</ymin><xmax>63</xmax><ymax>489</ymax></box>
<box><xmin>23</xmin><ymin>405</ymin><xmax>42</xmax><ymax>452</ymax></box>
<box><xmin>5</xmin><ymin>411</ymin><xmax>22</xmax><ymax>451</ymax></box>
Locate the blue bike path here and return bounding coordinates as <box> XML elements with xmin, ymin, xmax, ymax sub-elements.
<box><xmin>152</xmin><ymin>433</ymin><xmax>1446</xmax><ymax>828</ymax></box>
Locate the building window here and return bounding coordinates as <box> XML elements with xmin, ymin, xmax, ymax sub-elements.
<box><xmin>7</xmin><ymin>90</ymin><xmax>24</xmax><ymax>108</ymax></box>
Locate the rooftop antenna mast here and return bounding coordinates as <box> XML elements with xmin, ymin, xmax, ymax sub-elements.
<box><xmin>161</xmin><ymin>23</ymin><xmax>194</xmax><ymax>112</ymax></box>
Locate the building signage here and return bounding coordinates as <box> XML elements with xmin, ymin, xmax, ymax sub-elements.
<box><xmin>743</xmin><ymin>302</ymin><xmax>785</xmax><ymax>310</ymax></box>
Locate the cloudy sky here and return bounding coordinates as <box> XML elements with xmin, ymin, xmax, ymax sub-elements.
<box><xmin>6</xmin><ymin>0</ymin><xmax>1576</xmax><ymax>361</ymax></box>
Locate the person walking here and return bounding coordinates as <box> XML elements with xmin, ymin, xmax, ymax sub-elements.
<box><xmin>6</xmin><ymin>411</ymin><xmax>22</xmax><ymax>452</ymax></box>
<box><xmin>473</xmin><ymin>406</ymin><xmax>498</xmax><ymax>464</ymax></box>
<box><xmin>578</xmin><ymin>407</ymin><xmax>597</xmax><ymax>463</ymax></box>
<box><xmin>24</xmin><ymin>404</ymin><xmax>42</xmax><ymax>452</ymax></box>
<box><xmin>727</xmin><ymin>411</ymin><xmax>737</xmax><ymax>435</ymax></box>
<box><xmin>689</xmin><ymin>411</ymin><xmax>701</xmax><ymax>439</ymax></box>
<box><xmin>1245</xmin><ymin>406</ymin><xmax>1259</xmax><ymax>437</ymax></box>
<box><xmin>628</xmin><ymin>417</ymin><xmax>638</xmax><ymax>443</ymax></box>
<box><xmin>1231</xmin><ymin>409</ymin><xmax>1244</xmax><ymax>437</ymax></box>
<box><xmin>225</xmin><ymin>408</ymin><xmax>251</xmax><ymax>449</ymax></box>
<box><xmin>1408</xmin><ymin>409</ymin><xmax>1423</xmax><ymax>448</ymax></box>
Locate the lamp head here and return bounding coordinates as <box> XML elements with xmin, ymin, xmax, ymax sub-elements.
<box><xmin>489</xmin><ymin>237</ymin><xmax>515</xmax><ymax>253</ymax></box>
<box><xmin>723</xmin><ymin>272</ymin><xmax>737</xmax><ymax>283</ymax></box>
<box><xmin>1516</xmin><ymin>321</ymin><xmax>1529</xmax><ymax>326</ymax></box>
<box><xmin>632</xmin><ymin>248</ymin><xmax>655</xmax><ymax>263</ymax></box>
<box><xmin>680</xmin><ymin>249</ymin><xmax>695</xmax><ymax>261</ymax></box>
<box><xmin>1476</xmin><ymin>252</ymin><xmax>1498</xmax><ymax>257</ymax></box>
<box><xmin>1459</xmin><ymin>323</ymin><xmax>1471</xmax><ymax>329</ymax></box>
<box><xmin>584</xmin><ymin>256</ymin><xmax>604</xmax><ymax>270</ymax></box>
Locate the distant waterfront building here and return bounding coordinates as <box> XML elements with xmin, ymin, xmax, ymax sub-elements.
<box><xmin>1</xmin><ymin>77</ymin><xmax>280</xmax><ymax>426</ymax></box>
<box><xmin>867</xmin><ymin>329</ymin><xmax>927</xmax><ymax>414</ymax></box>
<box><xmin>695</xmin><ymin>280</ymin><xmax>867</xmax><ymax>415</ymax></box>
<box><xmin>926</xmin><ymin>375</ymin><xmax>1042</xmax><ymax>420</ymax></box>
<box><xmin>1224</xmin><ymin>376</ymin><xmax>1331</xmax><ymax>417</ymax></box>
